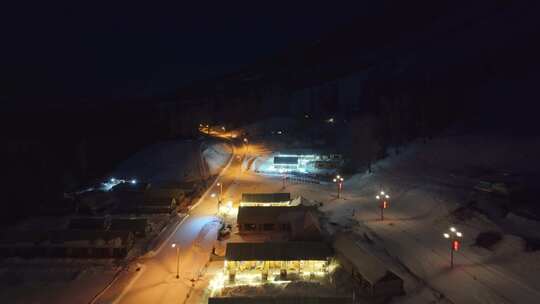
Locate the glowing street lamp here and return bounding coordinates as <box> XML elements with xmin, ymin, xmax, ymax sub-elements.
<box><xmin>130</xmin><ymin>179</ymin><xmax>137</xmax><ymax>184</ymax></box>
<box><xmin>171</xmin><ymin>243</ymin><xmax>180</xmax><ymax>279</ymax></box>
<box><xmin>216</xmin><ymin>182</ymin><xmax>223</xmax><ymax>201</ymax></box>
<box><xmin>376</xmin><ymin>191</ymin><xmax>390</xmax><ymax>221</ymax></box>
<box><xmin>243</xmin><ymin>138</ymin><xmax>249</xmax><ymax>154</ymax></box>
<box><xmin>443</xmin><ymin>226</ymin><xmax>463</xmax><ymax>268</ymax></box>
<box><xmin>333</xmin><ymin>175</ymin><xmax>344</xmax><ymax>198</ymax></box>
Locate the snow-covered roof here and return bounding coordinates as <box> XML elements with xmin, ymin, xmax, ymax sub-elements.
<box><xmin>225</xmin><ymin>241</ymin><xmax>332</xmax><ymax>261</ymax></box>
<box><xmin>290</xmin><ymin>211</ymin><xmax>322</xmax><ymax>241</ymax></box>
<box><xmin>333</xmin><ymin>234</ymin><xmax>400</xmax><ymax>285</ymax></box>
<box><xmin>237</xmin><ymin>206</ymin><xmax>315</xmax><ymax>224</ymax></box>
<box><xmin>241</xmin><ymin>192</ymin><xmax>291</xmax><ymax>203</ymax></box>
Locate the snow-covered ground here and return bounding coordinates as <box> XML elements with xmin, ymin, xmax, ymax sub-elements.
<box><xmin>111</xmin><ymin>140</ymin><xmax>201</xmax><ymax>183</ymax></box>
<box><xmin>202</xmin><ymin>142</ymin><xmax>233</xmax><ymax>175</ymax></box>
<box><xmin>7</xmin><ymin>132</ymin><xmax>539</xmax><ymax>303</ymax></box>
<box><xmin>111</xmin><ymin>139</ymin><xmax>232</xmax><ymax>184</ymax></box>
<box><xmin>251</xmin><ymin>134</ymin><xmax>540</xmax><ymax>303</ymax></box>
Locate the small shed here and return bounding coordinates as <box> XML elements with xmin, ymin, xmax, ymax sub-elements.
<box><xmin>333</xmin><ymin>234</ymin><xmax>404</xmax><ymax>298</ymax></box>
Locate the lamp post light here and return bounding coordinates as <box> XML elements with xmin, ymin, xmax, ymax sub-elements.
<box><xmin>376</xmin><ymin>191</ymin><xmax>390</xmax><ymax>221</ymax></box>
<box><xmin>216</xmin><ymin>182</ymin><xmax>223</xmax><ymax>201</ymax></box>
<box><xmin>243</xmin><ymin>138</ymin><xmax>249</xmax><ymax>154</ymax></box>
<box><xmin>443</xmin><ymin>227</ymin><xmax>463</xmax><ymax>268</ymax></box>
<box><xmin>172</xmin><ymin>243</ymin><xmax>180</xmax><ymax>279</ymax></box>
<box><xmin>333</xmin><ymin>175</ymin><xmax>344</xmax><ymax>198</ymax></box>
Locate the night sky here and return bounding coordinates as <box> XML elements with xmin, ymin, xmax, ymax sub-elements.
<box><xmin>2</xmin><ymin>2</ymin><xmax>370</xmax><ymax>101</ymax></box>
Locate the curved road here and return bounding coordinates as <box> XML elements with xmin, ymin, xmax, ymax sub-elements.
<box><xmin>95</xmin><ymin>142</ymin><xmax>245</xmax><ymax>304</ymax></box>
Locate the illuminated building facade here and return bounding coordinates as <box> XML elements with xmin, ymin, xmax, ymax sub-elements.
<box><xmin>224</xmin><ymin>241</ymin><xmax>333</xmax><ymax>284</ymax></box>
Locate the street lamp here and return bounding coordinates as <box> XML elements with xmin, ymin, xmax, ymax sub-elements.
<box><xmin>443</xmin><ymin>226</ymin><xmax>463</xmax><ymax>268</ymax></box>
<box><xmin>333</xmin><ymin>175</ymin><xmax>344</xmax><ymax>198</ymax></box>
<box><xmin>216</xmin><ymin>182</ymin><xmax>223</xmax><ymax>201</ymax></box>
<box><xmin>376</xmin><ymin>191</ymin><xmax>390</xmax><ymax>221</ymax></box>
<box><xmin>172</xmin><ymin>243</ymin><xmax>180</xmax><ymax>279</ymax></box>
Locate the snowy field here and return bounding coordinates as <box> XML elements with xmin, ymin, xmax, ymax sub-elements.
<box><xmin>244</xmin><ymin>134</ymin><xmax>540</xmax><ymax>303</ymax></box>
<box><xmin>202</xmin><ymin>141</ymin><xmax>233</xmax><ymax>175</ymax></box>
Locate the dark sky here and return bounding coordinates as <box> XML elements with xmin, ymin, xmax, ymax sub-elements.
<box><xmin>2</xmin><ymin>1</ymin><xmax>369</xmax><ymax>101</ymax></box>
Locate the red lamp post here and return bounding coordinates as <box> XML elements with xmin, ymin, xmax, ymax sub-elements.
<box><xmin>216</xmin><ymin>182</ymin><xmax>223</xmax><ymax>201</ymax></box>
<box><xmin>376</xmin><ymin>191</ymin><xmax>390</xmax><ymax>221</ymax></box>
<box><xmin>443</xmin><ymin>227</ymin><xmax>463</xmax><ymax>268</ymax></box>
<box><xmin>333</xmin><ymin>175</ymin><xmax>344</xmax><ymax>198</ymax></box>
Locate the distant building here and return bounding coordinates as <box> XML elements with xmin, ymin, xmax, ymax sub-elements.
<box><xmin>268</xmin><ymin>149</ymin><xmax>343</xmax><ymax>174</ymax></box>
<box><xmin>333</xmin><ymin>234</ymin><xmax>404</xmax><ymax>298</ymax></box>
<box><xmin>273</xmin><ymin>156</ymin><xmax>299</xmax><ymax>170</ymax></box>
<box><xmin>240</xmin><ymin>192</ymin><xmax>291</xmax><ymax>207</ymax></box>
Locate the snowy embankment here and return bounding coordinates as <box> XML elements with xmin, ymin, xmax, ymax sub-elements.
<box><xmin>111</xmin><ymin>139</ymin><xmax>232</xmax><ymax>183</ymax></box>
<box><xmin>202</xmin><ymin>142</ymin><xmax>233</xmax><ymax>175</ymax></box>
<box><xmin>111</xmin><ymin>140</ymin><xmax>200</xmax><ymax>183</ymax></box>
